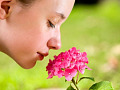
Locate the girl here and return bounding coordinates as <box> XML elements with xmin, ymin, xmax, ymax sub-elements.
<box><xmin>0</xmin><ymin>0</ymin><xmax>75</xmax><ymax>69</ymax></box>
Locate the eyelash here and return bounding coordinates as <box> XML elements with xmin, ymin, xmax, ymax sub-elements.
<box><xmin>48</xmin><ymin>20</ymin><xmax>55</xmax><ymax>28</ymax></box>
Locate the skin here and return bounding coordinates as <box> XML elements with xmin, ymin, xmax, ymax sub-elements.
<box><xmin>0</xmin><ymin>0</ymin><xmax>75</xmax><ymax>69</ymax></box>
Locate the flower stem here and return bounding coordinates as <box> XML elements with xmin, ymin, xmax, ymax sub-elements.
<box><xmin>76</xmin><ymin>72</ymin><xmax>79</xmax><ymax>84</ymax></box>
<box><xmin>72</xmin><ymin>78</ymin><xmax>79</xmax><ymax>90</ymax></box>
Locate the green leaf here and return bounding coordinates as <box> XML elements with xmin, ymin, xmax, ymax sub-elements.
<box><xmin>89</xmin><ymin>81</ymin><xmax>114</xmax><ymax>90</ymax></box>
<box><xmin>78</xmin><ymin>77</ymin><xmax>95</xmax><ymax>83</ymax></box>
<box><xmin>67</xmin><ymin>85</ymin><xmax>76</xmax><ymax>90</ymax></box>
<box><xmin>65</xmin><ymin>79</ymin><xmax>67</xmax><ymax>82</ymax></box>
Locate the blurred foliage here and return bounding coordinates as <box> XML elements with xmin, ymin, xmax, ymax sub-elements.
<box><xmin>0</xmin><ymin>1</ymin><xmax>120</xmax><ymax>90</ymax></box>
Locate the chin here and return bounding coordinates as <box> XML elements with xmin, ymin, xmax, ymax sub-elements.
<box><xmin>21</xmin><ymin>64</ymin><xmax>36</xmax><ymax>69</ymax></box>
<box><xmin>9</xmin><ymin>53</ymin><xmax>38</xmax><ymax>69</ymax></box>
<box><xmin>15</xmin><ymin>59</ymin><xmax>37</xmax><ymax>69</ymax></box>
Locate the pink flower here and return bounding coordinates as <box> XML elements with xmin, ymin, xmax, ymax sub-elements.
<box><xmin>46</xmin><ymin>47</ymin><xmax>91</xmax><ymax>81</ymax></box>
<box><xmin>64</xmin><ymin>68</ymin><xmax>77</xmax><ymax>81</ymax></box>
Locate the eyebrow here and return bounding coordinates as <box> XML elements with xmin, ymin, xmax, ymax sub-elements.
<box><xmin>55</xmin><ymin>12</ymin><xmax>66</xmax><ymax>20</ymax></box>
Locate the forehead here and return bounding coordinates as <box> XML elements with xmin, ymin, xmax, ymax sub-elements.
<box><xmin>36</xmin><ymin>0</ymin><xmax>75</xmax><ymax>18</ymax></box>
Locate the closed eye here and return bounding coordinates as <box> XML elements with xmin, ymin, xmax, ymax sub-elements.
<box><xmin>48</xmin><ymin>20</ymin><xmax>55</xmax><ymax>28</ymax></box>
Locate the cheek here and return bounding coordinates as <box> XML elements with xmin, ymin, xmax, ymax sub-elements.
<box><xmin>4</xmin><ymin>29</ymin><xmax>50</xmax><ymax>69</ymax></box>
<box><xmin>11</xmin><ymin>31</ymin><xmax>47</xmax><ymax>54</ymax></box>
<box><xmin>9</xmin><ymin>29</ymin><xmax>44</xmax><ymax>53</ymax></box>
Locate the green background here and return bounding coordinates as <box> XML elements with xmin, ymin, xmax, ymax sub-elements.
<box><xmin>0</xmin><ymin>1</ymin><xmax>120</xmax><ymax>90</ymax></box>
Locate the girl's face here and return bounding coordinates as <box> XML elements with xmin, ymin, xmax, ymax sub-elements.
<box><xmin>0</xmin><ymin>0</ymin><xmax>75</xmax><ymax>69</ymax></box>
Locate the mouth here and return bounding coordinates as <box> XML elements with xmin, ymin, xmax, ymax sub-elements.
<box><xmin>37</xmin><ymin>52</ymin><xmax>48</xmax><ymax>61</ymax></box>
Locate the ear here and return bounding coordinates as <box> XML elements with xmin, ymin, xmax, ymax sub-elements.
<box><xmin>0</xmin><ymin>0</ymin><xmax>13</xmax><ymax>20</ymax></box>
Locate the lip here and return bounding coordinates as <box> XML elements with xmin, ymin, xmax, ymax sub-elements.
<box><xmin>37</xmin><ymin>52</ymin><xmax>48</xmax><ymax>61</ymax></box>
<box><xmin>43</xmin><ymin>53</ymin><xmax>48</xmax><ymax>57</ymax></box>
<box><xmin>38</xmin><ymin>54</ymin><xmax>44</xmax><ymax>61</ymax></box>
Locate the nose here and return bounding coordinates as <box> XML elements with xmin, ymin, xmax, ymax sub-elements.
<box><xmin>47</xmin><ymin>31</ymin><xmax>61</xmax><ymax>50</ymax></box>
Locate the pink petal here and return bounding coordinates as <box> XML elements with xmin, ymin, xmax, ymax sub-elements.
<box><xmin>65</xmin><ymin>75</ymin><xmax>73</xmax><ymax>81</ymax></box>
